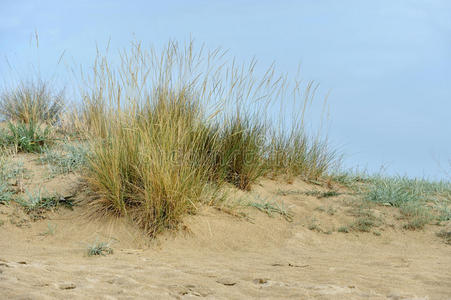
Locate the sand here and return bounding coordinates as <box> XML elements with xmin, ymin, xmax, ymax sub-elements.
<box><xmin>0</xmin><ymin>154</ymin><xmax>450</xmax><ymax>299</ymax></box>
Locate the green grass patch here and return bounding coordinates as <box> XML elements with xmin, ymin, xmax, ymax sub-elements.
<box><xmin>87</xmin><ymin>240</ymin><xmax>113</xmax><ymax>256</ymax></box>
<box><xmin>4</xmin><ymin>122</ymin><xmax>53</xmax><ymax>153</ymax></box>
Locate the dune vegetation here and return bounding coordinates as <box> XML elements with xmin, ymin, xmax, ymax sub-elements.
<box><xmin>0</xmin><ymin>40</ymin><xmax>450</xmax><ymax>241</ymax></box>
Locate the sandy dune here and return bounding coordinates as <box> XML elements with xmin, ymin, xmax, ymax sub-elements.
<box><xmin>0</xmin><ymin>163</ymin><xmax>450</xmax><ymax>299</ymax></box>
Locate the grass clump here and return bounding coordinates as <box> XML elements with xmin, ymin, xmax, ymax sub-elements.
<box><xmin>351</xmin><ymin>217</ymin><xmax>377</xmax><ymax>232</ymax></box>
<box><xmin>5</xmin><ymin>122</ymin><xmax>52</xmax><ymax>153</ymax></box>
<box><xmin>436</xmin><ymin>230</ymin><xmax>451</xmax><ymax>245</ymax></box>
<box><xmin>79</xmin><ymin>40</ymin><xmax>336</xmax><ymax>236</ymax></box>
<box><xmin>0</xmin><ymin>79</ymin><xmax>64</xmax><ymax>124</ymax></box>
<box><xmin>305</xmin><ymin>190</ymin><xmax>340</xmax><ymax>198</ymax></box>
<box><xmin>87</xmin><ymin>240</ymin><xmax>113</xmax><ymax>256</ymax></box>
<box><xmin>217</xmin><ymin>117</ymin><xmax>267</xmax><ymax>190</ymax></box>
<box><xmin>247</xmin><ymin>196</ymin><xmax>293</xmax><ymax>221</ymax></box>
<box><xmin>337</xmin><ymin>226</ymin><xmax>349</xmax><ymax>233</ymax></box>
<box><xmin>399</xmin><ymin>203</ymin><xmax>433</xmax><ymax>230</ymax></box>
<box><xmin>15</xmin><ymin>190</ymin><xmax>74</xmax><ymax>220</ymax></box>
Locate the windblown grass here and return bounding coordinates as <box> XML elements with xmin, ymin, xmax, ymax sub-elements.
<box><xmin>0</xmin><ymin>79</ymin><xmax>64</xmax><ymax>124</ymax></box>
<box><xmin>78</xmin><ymin>40</ymin><xmax>337</xmax><ymax>236</ymax></box>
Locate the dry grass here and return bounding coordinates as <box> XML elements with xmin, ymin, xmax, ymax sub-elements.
<box><xmin>76</xmin><ymin>40</ymin><xmax>337</xmax><ymax>236</ymax></box>
<box><xmin>0</xmin><ymin>39</ymin><xmax>337</xmax><ymax>237</ymax></box>
<box><xmin>0</xmin><ymin>79</ymin><xmax>64</xmax><ymax>125</ymax></box>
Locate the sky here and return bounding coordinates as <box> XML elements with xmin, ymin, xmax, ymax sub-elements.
<box><xmin>1</xmin><ymin>0</ymin><xmax>450</xmax><ymax>180</ymax></box>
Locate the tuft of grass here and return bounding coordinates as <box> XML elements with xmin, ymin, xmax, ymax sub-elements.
<box><xmin>399</xmin><ymin>202</ymin><xmax>433</xmax><ymax>230</ymax></box>
<box><xmin>351</xmin><ymin>217</ymin><xmax>376</xmax><ymax>232</ymax></box>
<box><xmin>79</xmin><ymin>40</ymin><xmax>336</xmax><ymax>237</ymax></box>
<box><xmin>5</xmin><ymin>122</ymin><xmax>52</xmax><ymax>153</ymax></box>
<box><xmin>0</xmin><ymin>182</ymin><xmax>13</xmax><ymax>204</ymax></box>
<box><xmin>275</xmin><ymin>189</ymin><xmax>304</xmax><ymax>196</ymax></box>
<box><xmin>0</xmin><ymin>79</ymin><xmax>64</xmax><ymax>124</ymax></box>
<box><xmin>337</xmin><ymin>226</ymin><xmax>349</xmax><ymax>233</ymax></box>
<box><xmin>435</xmin><ymin>204</ymin><xmax>451</xmax><ymax>223</ymax></box>
<box><xmin>14</xmin><ymin>190</ymin><xmax>74</xmax><ymax>220</ymax></box>
<box><xmin>39</xmin><ymin>223</ymin><xmax>57</xmax><ymax>236</ymax></box>
<box><xmin>266</xmin><ymin>125</ymin><xmax>337</xmax><ymax>182</ymax></box>
<box><xmin>360</xmin><ymin>176</ymin><xmax>450</xmax><ymax>230</ymax></box>
<box><xmin>305</xmin><ymin>190</ymin><xmax>341</xmax><ymax>198</ymax></box>
<box><xmin>307</xmin><ymin>217</ymin><xmax>322</xmax><ymax>232</ymax></box>
<box><xmin>247</xmin><ymin>196</ymin><xmax>293</xmax><ymax>221</ymax></box>
<box><xmin>364</xmin><ymin>176</ymin><xmax>450</xmax><ymax>207</ymax></box>
<box><xmin>436</xmin><ymin>230</ymin><xmax>451</xmax><ymax>245</ymax></box>
<box><xmin>216</xmin><ymin>116</ymin><xmax>267</xmax><ymax>190</ymax></box>
<box><xmin>87</xmin><ymin>240</ymin><xmax>113</xmax><ymax>256</ymax></box>
<box><xmin>348</xmin><ymin>206</ymin><xmax>381</xmax><ymax>232</ymax></box>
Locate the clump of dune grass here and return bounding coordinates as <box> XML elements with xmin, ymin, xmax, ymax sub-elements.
<box><xmin>5</xmin><ymin>121</ymin><xmax>53</xmax><ymax>153</ymax></box>
<box><xmin>87</xmin><ymin>240</ymin><xmax>113</xmax><ymax>256</ymax></box>
<box><xmin>14</xmin><ymin>189</ymin><xmax>74</xmax><ymax>220</ymax></box>
<box><xmin>436</xmin><ymin>230</ymin><xmax>451</xmax><ymax>245</ymax></box>
<box><xmin>0</xmin><ymin>79</ymin><xmax>64</xmax><ymax>124</ymax></box>
<box><xmin>78</xmin><ymin>40</ymin><xmax>337</xmax><ymax>236</ymax></box>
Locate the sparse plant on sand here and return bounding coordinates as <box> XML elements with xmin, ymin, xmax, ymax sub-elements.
<box><xmin>87</xmin><ymin>239</ymin><xmax>113</xmax><ymax>256</ymax></box>
<box><xmin>39</xmin><ymin>222</ymin><xmax>57</xmax><ymax>236</ymax></box>
<box><xmin>39</xmin><ymin>142</ymin><xmax>88</xmax><ymax>175</ymax></box>
<box><xmin>436</xmin><ymin>230</ymin><xmax>451</xmax><ymax>245</ymax></box>
<box><xmin>247</xmin><ymin>196</ymin><xmax>293</xmax><ymax>221</ymax></box>
<box><xmin>14</xmin><ymin>189</ymin><xmax>74</xmax><ymax>220</ymax></box>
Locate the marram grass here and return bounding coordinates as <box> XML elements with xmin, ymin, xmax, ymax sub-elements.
<box><xmin>77</xmin><ymin>40</ymin><xmax>337</xmax><ymax>236</ymax></box>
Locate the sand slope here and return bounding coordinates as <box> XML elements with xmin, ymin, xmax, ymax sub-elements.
<box><xmin>0</xmin><ymin>158</ymin><xmax>450</xmax><ymax>299</ymax></box>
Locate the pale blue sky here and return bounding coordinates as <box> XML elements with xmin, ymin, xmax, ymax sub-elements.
<box><xmin>1</xmin><ymin>0</ymin><xmax>450</xmax><ymax>179</ymax></box>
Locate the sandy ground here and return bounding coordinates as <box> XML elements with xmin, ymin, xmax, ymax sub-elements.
<box><xmin>0</xmin><ymin>154</ymin><xmax>450</xmax><ymax>299</ymax></box>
